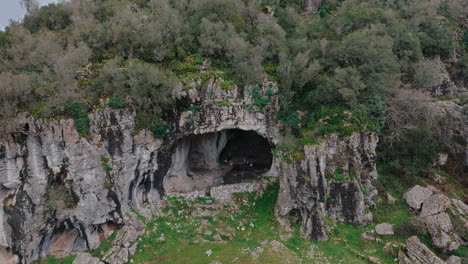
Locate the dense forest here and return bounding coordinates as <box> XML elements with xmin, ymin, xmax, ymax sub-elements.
<box><xmin>0</xmin><ymin>0</ymin><xmax>466</xmax><ymax>181</ymax></box>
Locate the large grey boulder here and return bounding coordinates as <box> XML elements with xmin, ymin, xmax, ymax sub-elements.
<box><xmin>420</xmin><ymin>194</ymin><xmax>451</xmax><ymax>217</ymax></box>
<box><xmin>403</xmin><ymin>186</ymin><xmax>433</xmax><ymax>210</ymax></box>
<box><xmin>398</xmin><ymin>236</ymin><xmax>445</xmax><ymax>264</ymax></box>
<box><xmin>102</xmin><ymin>246</ymin><xmax>128</xmax><ymax>264</ymax></box>
<box><xmin>73</xmin><ymin>253</ymin><xmax>103</xmax><ymax>264</ymax></box>
<box><xmin>422</xmin><ymin>213</ymin><xmax>461</xmax><ymax>252</ymax></box>
<box><xmin>375</xmin><ymin>223</ymin><xmax>394</xmax><ymax>236</ymax></box>
<box><xmin>446</xmin><ymin>256</ymin><xmax>462</xmax><ymax>264</ymax></box>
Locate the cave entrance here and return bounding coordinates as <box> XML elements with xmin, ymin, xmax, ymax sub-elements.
<box><xmin>218</xmin><ymin>130</ymin><xmax>273</xmax><ymax>184</ymax></box>
<box><xmin>163</xmin><ymin>129</ymin><xmax>273</xmax><ymax>193</ymax></box>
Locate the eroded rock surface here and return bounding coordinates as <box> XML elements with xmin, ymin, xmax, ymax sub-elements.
<box><xmin>275</xmin><ymin>133</ymin><xmax>378</xmax><ymax>240</ymax></box>
<box><xmin>398</xmin><ymin>236</ymin><xmax>445</xmax><ymax>264</ymax></box>
<box><xmin>404</xmin><ymin>185</ymin><xmax>433</xmax><ymax>210</ymax></box>
<box><xmin>0</xmin><ymin>79</ymin><xmax>379</xmax><ymax>263</ymax></box>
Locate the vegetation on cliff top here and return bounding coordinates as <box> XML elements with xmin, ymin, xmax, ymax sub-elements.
<box><xmin>0</xmin><ymin>0</ymin><xmax>465</xmax><ymax>192</ymax></box>
<box><xmin>0</xmin><ymin>0</ymin><xmax>465</xmax><ymax>135</ymax></box>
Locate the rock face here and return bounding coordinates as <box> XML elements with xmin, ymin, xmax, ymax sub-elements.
<box><xmin>0</xmin><ymin>78</ymin><xmax>378</xmax><ymax>263</ymax></box>
<box><xmin>427</xmin><ymin>101</ymin><xmax>468</xmax><ymax>167</ymax></box>
<box><xmin>0</xmin><ymin>110</ymin><xmax>163</xmax><ymax>263</ymax></box>
<box><xmin>275</xmin><ymin>133</ymin><xmax>378</xmax><ymax>240</ymax></box>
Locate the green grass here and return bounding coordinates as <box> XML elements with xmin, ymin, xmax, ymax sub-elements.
<box><xmin>33</xmin><ymin>255</ymin><xmax>75</xmax><ymax>264</ymax></box>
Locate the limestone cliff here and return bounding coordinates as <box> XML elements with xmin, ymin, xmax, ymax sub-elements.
<box><xmin>0</xmin><ymin>78</ymin><xmax>378</xmax><ymax>263</ymax></box>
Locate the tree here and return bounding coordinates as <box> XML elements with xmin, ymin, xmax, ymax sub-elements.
<box><xmin>19</xmin><ymin>0</ymin><xmax>39</xmax><ymax>13</ymax></box>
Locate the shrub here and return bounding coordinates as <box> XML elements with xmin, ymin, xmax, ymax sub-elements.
<box><xmin>152</xmin><ymin>122</ymin><xmax>170</xmax><ymax>139</ymax></box>
<box><xmin>417</xmin><ymin>18</ymin><xmax>453</xmax><ymax>58</ymax></box>
<box><xmin>107</xmin><ymin>97</ymin><xmax>125</xmax><ymax>109</ymax></box>
<box><xmin>379</xmin><ymin>127</ymin><xmax>439</xmax><ymax>181</ymax></box>
<box><xmin>395</xmin><ymin>217</ymin><xmax>426</xmax><ymax>239</ymax></box>
<box><xmin>65</xmin><ymin>103</ymin><xmax>90</xmax><ymax>136</ymax></box>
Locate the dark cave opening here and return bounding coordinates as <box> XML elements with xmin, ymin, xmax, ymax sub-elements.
<box><xmin>218</xmin><ymin>130</ymin><xmax>273</xmax><ymax>184</ymax></box>
<box><xmin>163</xmin><ymin>129</ymin><xmax>273</xmax><ymax>193</ymax></box>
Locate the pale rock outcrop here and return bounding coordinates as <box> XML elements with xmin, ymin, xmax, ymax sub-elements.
<box><xmin>403</xmin><ymin>185</ymin><xmax>433</xmax><ymax>210</ymax></box>
<box><xmin>446</xmin><ymin>256</ymin><xmax>462</xmax><ymax>264</ymax></box>
<box><xmin>427</xmin><ymin>101</ymin><xmax>468</xmax><ymax>167</ymax></box>
<box><xmin>398</xmin><ymin>236</ymin><xmax>445</xmax><ymax>264</ymax></box>
<box><xmin>423</xmin><ymin>213</ymin><xmax>461</xmax><ymax>252</ymax></box>
<box><xmin>375</xmin><ymin>223</ymin><xmax>394</xmax><ymax>236</ymax></box>
<box><xmin>72</xmin><ymin>253</ymin><xmax>103</xmax><ymax>264</ymax></box>
<box><xmin>275</xmin><ymin>132</ymin><xmax>378</xmax><ymax>240</ymax></box>
<box><xmin>0</xmin><ymin>110</ymin><xmax>163</xmax><ymax>263</ymax></box>
<box><xmin>0</xmin><ymin>247</ymin><xmax>20</xmax><ymax>264</ymax></box>
<box><xmin>420</xmin><ymin>194</ymin><xmax>452</xmax><ymax>217</ymax></box>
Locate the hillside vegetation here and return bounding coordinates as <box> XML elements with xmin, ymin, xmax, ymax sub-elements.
<box><xmin>0</xmin><ymin>0</ymin><xmax>466</xmax><ymax>190</ymax></box>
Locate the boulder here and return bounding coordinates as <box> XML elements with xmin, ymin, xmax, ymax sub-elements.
<box><xmin>423</xmin><ymin>213</ymin><xmax>461</xmax><ymax>252</ymax></box>
<box><xmin>102</xmin><ymin>246</ymin><xmax>128</xmax><ymax>264</ymax></box>
<box><xmin>48</xmin><ymin>229</ymin><xmax>79</xmax><ymax>258</ymax></box>
<box><xmin>387</xmin><ymin>193</ymin><xmax>396</xmax><ymax>205</ymax></box>
<box><xmin>420</xmin><ymin>194</ymin><xmax>451</xmax><ymax>217</ymax></box>
<box><xmin>375</xmin><ymin>223</ymin><xmax>394</xmax><ymax>236</ymax></box>
<box><xmin>446</xmin><ymin>256</ymin><xmax>462</xmax><ymax>264</ymax></box>
<box><xmin>0</xmin><ymin>247</ymin><xmax>19</xmax><ymax>264</ymax></box>
<box><xmin>362</xmin><ymin>231</ymin><xmax>381</xmax><ymax>243</ymax></box>
<box><xmin>398</xmin><ymin>236</ymin><xmax>445</xmax><ymax>264</ymax></box>
<box><xmin>73</xmin><ymin>253</ymin><xmax>103</xmax><ymax>264</ymax></box>
<box><xmin>403</xmin><ymin>186</ymin><xmax>433</xmax><ymax>210</ymax></box>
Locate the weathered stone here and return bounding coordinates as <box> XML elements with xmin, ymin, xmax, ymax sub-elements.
<box><xmin>362</xmin><ymin>231</ymin><xmax>381</xmax><ymax>243</ymax></box>
<box><xmin>422</xmin><ymin>213</ymin><xmax>461</xmax><ymax>252</ymax></box>
<box><xmin>398</xmin><ymin>236</ymin><xmax>445</xmax><ymax>264</ymax></box>
<box><xmin>113</xmin><ymin>226</ymin><xmax>139</xmax><ymax>248</ymax></box>
<box><xmin>387</xmin><ymin>193</ymin><xmax>396</xmax><ymax>205</ymax></box>
<box><xmin>446</xmin><ymin>256</ymin><xmax>462</xmax><ymax>264</ymax></box>
<box><xmin>375</xmin><ymin>223</ymin><xmax>394</xmax><ymax>236</ymax></box>
<box><xmin>383</xmin><ymin>242</ymin><xmax>400</xmax><ymax>257</ymax></box>
<box><xmin>429</xmin><ymin>171</ymin><xmax>447</xmax><ymax>184</ymax></box>
<box><xmin>48</xmin><ymin>229</ymin><xmax>79</xmax><ymax>258</ymax></box>
<box><xmin>451</xmin><ymin>199</ymin><xmax>468</xmax><ymax>215</ymax></box>
<box><xmin>275</xmin><ymin>132</ymin><xmax>378</xmax><ymax>241</ymax></box>
<box><xmin>420</xmin><ymin>194</ymin><xmax>451</xmax><ymax>217</ymax></box>
<box><xmin>210</xmin><ymin>181</ymin><xmax>264</xmax><ymax>202</ymax></box>
<box><xmin>437</xmin><ymin>153</ymin><xmax>449</xmax><ymax>166</ymax></box>
<box><xmin>73</xmin><ymin>253</ymin><xmax>103</xmax><ymax>264</ymax></box>
<box><xmin>0</xmin><ymin>247</ymin><xmax>19</xmax><ymax>264</ymax></box>
<box><xmin>403</xmin><ymin>186</ymin><xmax>433</xmax><ymax>210</ymax></box>
<box><xmin>102</xmin><ymin>246</ymin><xmax>128</xmax><ymax>264</ymax></box>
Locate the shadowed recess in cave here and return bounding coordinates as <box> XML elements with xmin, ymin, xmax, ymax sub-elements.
<box><xmin>163</xmin><ymin>129</ymin><xmax>273</xmax><ymax>193</ymax></box>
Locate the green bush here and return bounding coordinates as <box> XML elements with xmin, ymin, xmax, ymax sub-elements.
<box><xmin>107</xmin><ymin>97</ymin><xmax>125</xmax><ymax>109</ymax></box>
<box><xmin>152</xmin><ymin>122</ymin><xmax>170</xmax><ymax>139</ymax></box>
<box><xmin>23</xmin><ymin>4</ymin><xmax>72</xmax><ymax>33</ymax></box>
<box><xmin>378</xmin><ymin>128</ymin><xmax>439</xmax><ymax>181</ymax></box>
<box><xmin>65</xmin><ymin>103</ymin><xmax>90</xmax><ymax>136</ymax></box>
<box><xmin>417</xmin><ymin>18</ymin><xmax>453</xmax><ymax>58</ymax></box>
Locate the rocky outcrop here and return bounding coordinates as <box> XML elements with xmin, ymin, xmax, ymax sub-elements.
<box><xmin>398</xmin><ymin>236</ymin><xmax>446</xmax><ymax>264</ymax></box>
<box><xmin>403</xmin><ymin>187</ymin><xmax>467</xmax><ymax>253</ymax></box>
<box><xmin>375</xmin><ymin>223</ymin><xmax>394</xmax><ymax>236</ymax></box>
<box><xmin>73</xmin><ymin>253</ymin><xmax>103</xmax><ymax>264</ymax></box>
<box><xmin>403</xmin><ymin>185</ymin><xmax>433</xmax><ymax>210</ymax></box>
<box><xmin>275</xmin><ymin>132</ymin><xmax>378</xmax><ymax>240</ymax></box>
<box><xmin>427</xmin><ymin>101</ymin><xmax>468</xmax><ymax>167</ymax></box>
<box><xmin>0</xmin><ymin>110</ymin><xmax>164</xmax><ymax>263</ymax></box>
<box><xmin>0</xmin><ymin>76</ymin><xmax>379</xmax><ymax>262</ymax></box>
